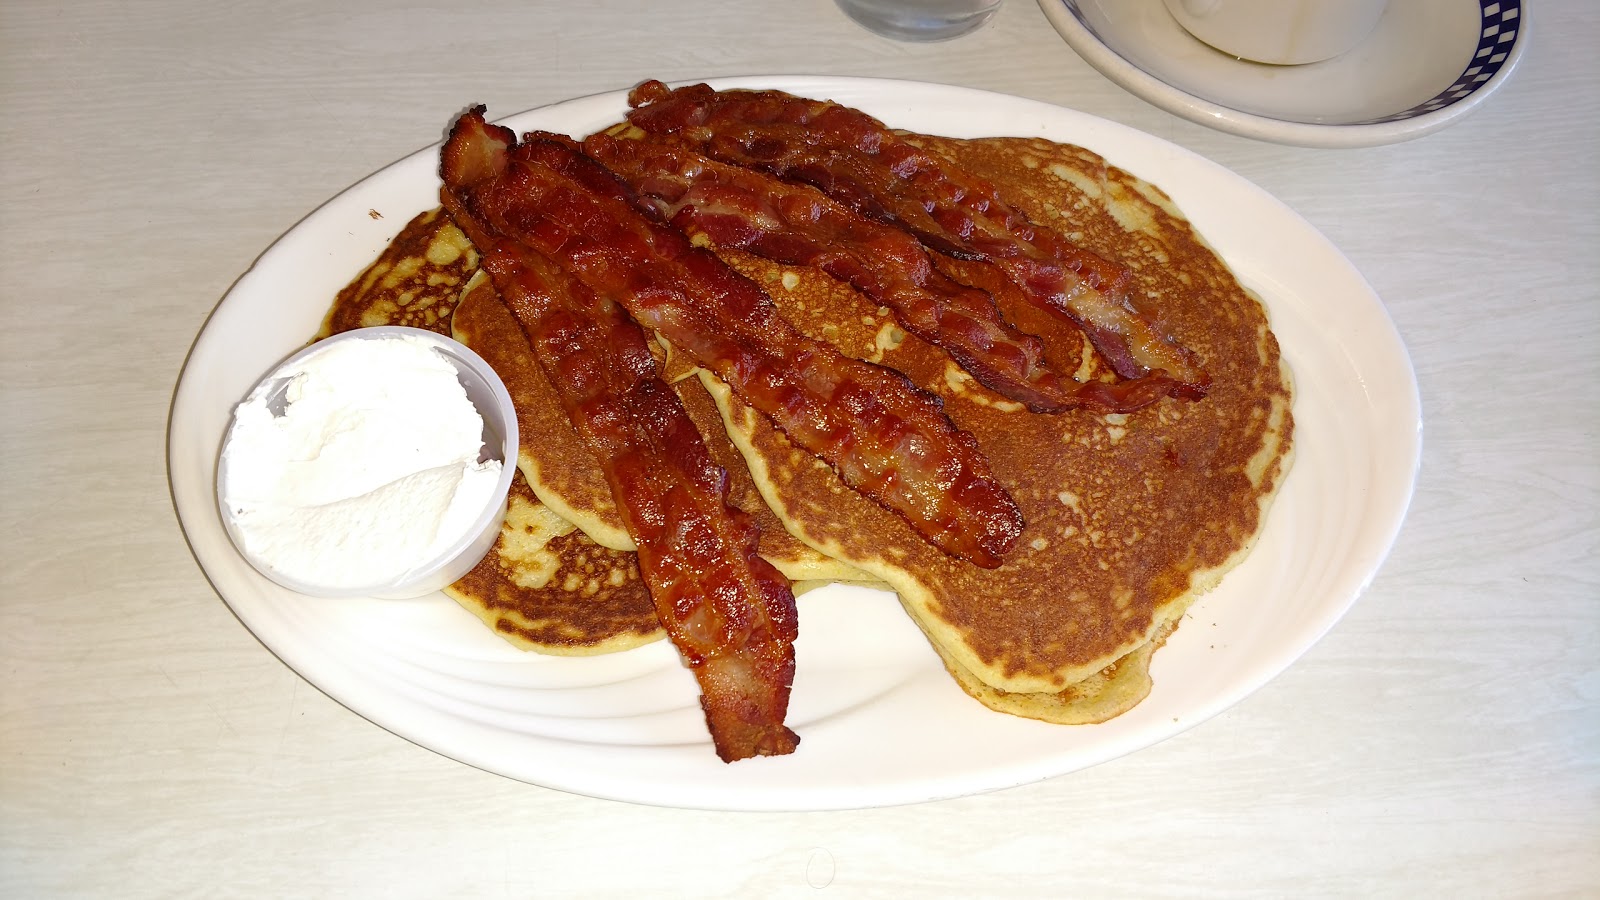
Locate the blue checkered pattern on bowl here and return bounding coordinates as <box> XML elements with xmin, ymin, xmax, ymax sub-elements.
<box><xmin>1057</xmin><ymin>0</ymin><xmax>1523</xmax><ymax>127</ymax></box>
<box><xmin>1355</xmin><ymin>0</ymin><xmax>1521</xmax><ymax>124</ymax></box>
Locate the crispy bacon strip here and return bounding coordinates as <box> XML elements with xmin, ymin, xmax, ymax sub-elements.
<box><xmin>586</xmin><ymin>131</ymin><xmax>1177</xmax><ymax>414</ymax></box>
<box><xmin>443</xmin><ymin>108</ymin><xmax>1022</xmax><ymax>568</ymax></box>
<box><xmin>624</xmin><ymin>80</ymin><xmax>1210</xmax><ymax>398</ymax></box>
<box><xmin>442</xmin><ymin>112</ymin><xmax>798</xmax><ymax>761</ymax></box>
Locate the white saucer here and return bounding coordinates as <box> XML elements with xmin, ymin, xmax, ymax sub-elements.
<box><xmin>1038</xmin><ymin>0</ymin><xmax>1526</xmax><ymax>147</ymax></box>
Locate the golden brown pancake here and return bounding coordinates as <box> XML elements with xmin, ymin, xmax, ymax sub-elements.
<box><xmin>688</xmin><ymin>134</ymin><xmax>1293</xmax><ymax>721</ymax></box>
<box><xmin>315</xmin><ymin>208</ymin><xmax>477</xmax><ymax>338</ymax></box>
<box><xmin>933</xmin><ymin>619</ymin><xmax>1178</xmax><ymax>724</ymax></box>
<box><xmin>442</xmin><ymin>472</ymin><xmax>663</xmax><ymax>654</ymax></box>
<box><xmin>451</xmin><ymin>270</ymin><xmax>631</xmax><ymax>548</ymax></box>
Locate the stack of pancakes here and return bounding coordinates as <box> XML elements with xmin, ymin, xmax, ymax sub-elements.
<box><xmin>313</xmin><ymin>121</ymin><xmax>1292</xmax><ymax>725</ymax></box>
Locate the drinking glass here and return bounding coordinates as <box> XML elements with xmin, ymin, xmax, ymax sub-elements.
<box><xmin>834</xmin><ymin>0</ymin><xmax>1004</xmax><ymax>42</ymax></box>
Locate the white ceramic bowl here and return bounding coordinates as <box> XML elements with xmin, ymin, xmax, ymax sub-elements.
<box><xmin>216</xmin><ymin>326</ymin><xmax>518</xmax><ymax>600</ymax></box>
<box><xmin>1039</xmin><ymin>0</ymin><xmax>1526</xmax><ymax>147</ymax></box>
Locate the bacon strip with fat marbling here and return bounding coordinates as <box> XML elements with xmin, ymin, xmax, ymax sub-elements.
<box><xmin>443</xmin><ymin>107</ymin><xmax>1022</xmax><ymax>569</ymax></box>
<box><xmin>623</xmin><ymin>80</ymin><xmax>1209</xmax><ymax>399</ymax></box>
<box><xmin>586</xmin><ymin>130</ymin><xmax>1179</xmax><ymax>414</ymax></box>
<box><xmin>441</xmin><ymin>110</ymin><xmax>798</xmax><ymax>761</ymax></box>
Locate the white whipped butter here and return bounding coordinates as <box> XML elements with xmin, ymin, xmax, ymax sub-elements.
<box><xmin>221</xmin><ymin>334</ymin><xmax>503</xmax><ymax>592</ymax></box>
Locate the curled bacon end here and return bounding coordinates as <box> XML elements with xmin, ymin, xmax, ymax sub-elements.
<box><xmin>443</xmin><ymin>109</ymin><xmax>798</xmax><ymax>761</ymax></box>
<box><xmin>623</xmin><ymin>80</ymin><xmax>1211</xmax><ymax>400</ymax></box>
<box><xmin>443</xmin><ymin>108</ymin><xmax>1022</xmax><ymax>568</ymax></box>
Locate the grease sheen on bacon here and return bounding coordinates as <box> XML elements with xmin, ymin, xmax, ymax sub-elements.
<box><xmin>586</xmin><ymin>131</ymin><xmax>1179</xmax><ymax>414</ymax></box>
<box><xmin>443</xmin><ymin>108</ymin><xmax>1022</xmax><ymax>569</ymax></box>
<box><xmin>441</xmin><ymin>110</ymin><xmax>799</xmax><ymax>762</ymax></box>
<box><xmin>624</xmin><ymin>80</ymin><xmax>1209</xmax><ymax>398</ymax></box>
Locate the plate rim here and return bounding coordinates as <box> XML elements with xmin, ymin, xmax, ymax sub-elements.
<box><xmin>168</xmin><ymin>75</ymin><xmax>1422</xmax><ymax>810</ymax></box>
<box><xmin>1037</xmin><ymin>0</ymin><xmax>1527</xmax><ymax>148</ymax></box>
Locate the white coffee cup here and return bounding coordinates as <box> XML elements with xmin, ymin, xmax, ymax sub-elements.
<box><xmin>1162</xmin><ymin>0</ymin><xmax>1389</xmax><ymax>66</ymax></box>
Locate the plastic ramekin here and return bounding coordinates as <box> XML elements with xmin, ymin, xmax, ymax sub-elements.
<box><xmin>216</xmin><ymin>326</ymin><xmax>518</xmax><ymax>599</ymax></box>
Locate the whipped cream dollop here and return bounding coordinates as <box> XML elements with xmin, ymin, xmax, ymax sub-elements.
<box><xmin>221</xmin><ymin>333</ymin><xmax>503</xmax><ymax>592</ymax></box>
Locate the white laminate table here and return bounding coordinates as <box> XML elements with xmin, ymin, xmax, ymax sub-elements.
<box><xmin>2</xmin><ymin>1</ymin><xmax>1595</xmax><ymax>895</ymax></box>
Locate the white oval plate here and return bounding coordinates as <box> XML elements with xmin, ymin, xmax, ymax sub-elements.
<box><xmin>1039</xmin><ymin>0</ymin><xmax>1526</xmax><ymax>147</ymax></box>
<box><xmin>169</xmin><ymin>77</ymin><xmax>1420</xmax><ymax>810</ymax></box>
